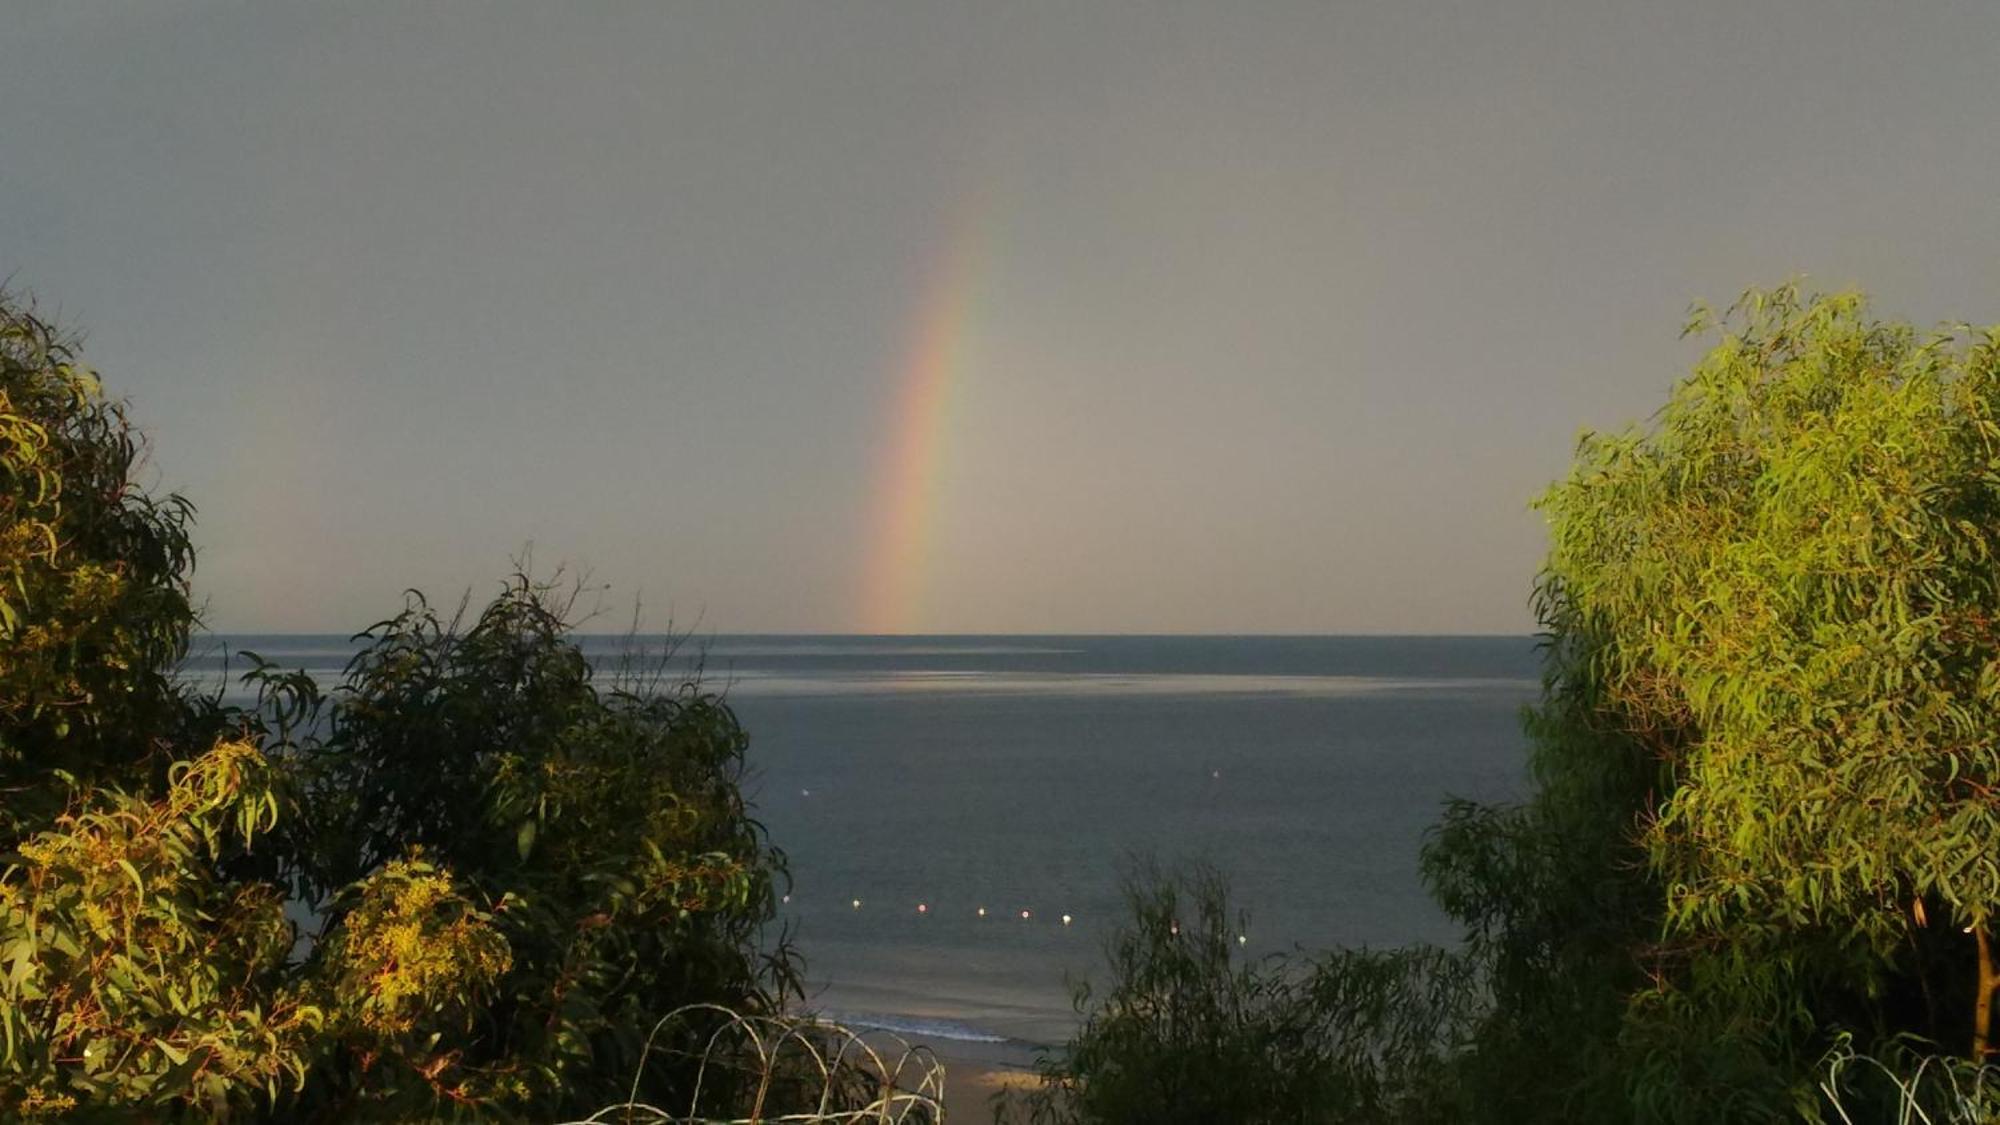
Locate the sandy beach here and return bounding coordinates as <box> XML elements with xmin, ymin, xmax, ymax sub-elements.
<box><xmin>933</xmin><ymin>1050</ymin><xmax>1040</xmax><ymax>1122</ymax></box>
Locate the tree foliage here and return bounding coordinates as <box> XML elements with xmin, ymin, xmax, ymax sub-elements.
<box><xmin>0</xmin><ymin>299</ymin><xmax>200</xmax><ymax>836</ymax></box>
<box><xmin>1424</xmin><ymin>285</ymin><xmax>2000</xmax><ymax>1121</ymax></box>
<box><xmin>1006</xmin><ymin>864</ymin><xmax>1470</xmax><ymax>1125</ymax></box>
<box><xmin>1026</xmin><ymin>286</ymin><xmax>2000</xmax><ymax>1124</ymax></box>
<box><xmin>25</xmin><ymin>276</ymin><xmax>2000</xmax><ymax>1120</ymax></box>
<box><xmin>1552</xmin><ymin>287</ymin><xmax>2000</xmax><ymax>949</ymax></box>
<box><xmin>272</xmin><ymin>583</ymin><xmax>797</xmax><ymax>1118</ymax></box>
<box><xmin>0</xmin><ymin>740</ymin><xmax>317</xmax><ymax>1120</ymax></box>
<box><xmin>0</xmin><ymin>292</ymin><xmax>794</xmax><ymax>1120</ymax></box>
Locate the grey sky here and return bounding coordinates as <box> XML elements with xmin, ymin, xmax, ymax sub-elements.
<box><xmin>5</xmin><ymin>1</ymin><xmax>1998</xmax><ymax>633</ymax></box>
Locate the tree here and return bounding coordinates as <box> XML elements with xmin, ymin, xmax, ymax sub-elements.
<box><xmin>0</xmin><ymin>291</ymin><xmax>795</xmax><ymax>1121</ymax></box>
<box><xmin>0</xmin><ymin>297</ymin><xmax>203</xmax><ymax>838</ymax></box>
<box><xmin>0</xmin><ymin>296</ymin><xmax>293</xmax><ymax>1120</ymax></box>
<box><xmin>272</xmin><ymin>581</ymin><xmax>799</xmax><ymax>1118</ymax></box>
<box><xmin>1425</xmin><ymin>285</ymin><xmax>2000</xmax><ymax>1119</ymax></box>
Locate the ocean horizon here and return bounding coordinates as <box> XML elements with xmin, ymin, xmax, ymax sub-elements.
<box><xmin>190</xmin><ymin>633</ymin><xmax>1538</xmax><ymax>1060</ymax></box>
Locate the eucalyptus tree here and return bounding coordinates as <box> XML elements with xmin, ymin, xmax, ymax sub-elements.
<box><xmin>0</xmin><ymin>291</ymin><xmax>795</xmax><ymax>1120</ymax></box>
<box><xmin>0</xmin><ymin>298</ymin><xmax>203</xmax><ymax>838</ymax></box>
<box><xmin>1425</xmin><ymin>286</ymin><xmax>2000</xmax><ymax>1120</ymax></box>
<box><xmin>0</xmin><ymin>295</ymin><xmax>314</xmax><ymax>1117</ymax></box>
<box><xmin>274</xmin><ymin>580</ymin><xmax>800</xmax><ymax>1118</ymax></box>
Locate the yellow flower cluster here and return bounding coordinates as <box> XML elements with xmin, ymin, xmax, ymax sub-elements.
<box><xmin>337</xmin><ymin>861</ymin><xmax>513</xmax><ymax>1038</ymax></box>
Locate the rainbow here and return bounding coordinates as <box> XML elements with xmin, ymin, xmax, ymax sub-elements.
<box><xmin>857</xmin><ymin>201</ymin><xmax>988</xmax><ymax>634</ymax></box>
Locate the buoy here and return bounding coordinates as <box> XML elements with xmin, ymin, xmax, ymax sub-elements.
<box><xmin>1020</xmin><ymin>909</ymin><xmax>1032</xmax><ymax>920</ymax></box>
<box><xmin>851</xmin><ymin>898</ymin><xmax>862</xmax><ymax>910</ymax></box>
<box><xmin>1061</xmin><ymin>914</ymin><xmax>1073</xmax><ymax>926</ymax></box>
<box><xmin>1237</xmin><ymin>934</ymin><xmax>1247</xmax><ymax>946</ymax></box>
<box><xmin>916</xmin><ymin>903</ymin><xmax>928</xmax><ymax>914</ymax></box>
<box><xmin>802</xmin><ymin>789</ymin><xmax>811</xmax><ymax>796</ymax></box>
<box><xmin>976</xmin><ymin>907</ymin><xmax>987</xmax><ymax>917</ymax></box>
<box><xmin>781</xmin><ymin>894</ymin><xmax>790</xmax><ymax>904</ymax></box>
<box><xmin>1169</xmin><ymin>922</ymin><xmax>1180</xmax><ymax>935</ymax></box>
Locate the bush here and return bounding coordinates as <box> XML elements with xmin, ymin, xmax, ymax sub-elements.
<box><xmin>1005</xmin><ymin>864</ymin><xmax>1470</xmax><ymax>1125</ymax></box>
<box><xmin>0</xmin><ymin>740</ymin><xmax>318</xmax><ymax>1119</ymax></box>
<box><xmin>0</xmin><ymin>291</ymin><xmax>795</xmax><ymax>1121</ymax></box>
<box><xmin>272</xmin><ymin>581</ymin><xmax>798</xmax><ymax>1118</ymax></box>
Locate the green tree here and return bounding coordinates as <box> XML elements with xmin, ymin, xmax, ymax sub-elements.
<box><xmin>0</xmin><ymin>298</ymin><xmax>202</xmax><ymax>838</ymax></box>
<box><xmin>0</xmin><ymin>291</ymin><xmax>795</xmax><ymax>1120</ymax></box>
<box><xmin>0</xmin><ymin>740</ymin><xmax>320</xmax><ymax>1119</ymax></box>
<box><xmin>1426</xmin><ymin>285</ymin><xmax>2000</xmax><ymax>1120</ymax></box>
<box><xmin>273</xmin><ymin>581</ymin><xmax>798</xmax><ymax>1119</ymax></box>
<box><xmin>0</xmin><ymin>295</ymin><xmax>292</xmax><ymax>1120</ymax></box>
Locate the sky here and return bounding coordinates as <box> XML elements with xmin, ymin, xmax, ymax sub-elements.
<box><xmin>5</xmin><ymin>1</ymin><xmax>2000</xmax><ymax>634</ymax></box>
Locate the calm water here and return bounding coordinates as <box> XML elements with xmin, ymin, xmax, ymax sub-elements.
<box><xmin>191</xmin><ymin>635</ymin><xmax>1538</xmax><ymax>1053</ymax></box>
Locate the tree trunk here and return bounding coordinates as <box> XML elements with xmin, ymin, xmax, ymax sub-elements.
<box><xmin>1975</xmin><ymin>924</ymin><xmax>1996</xmax><ymax>1061</ymax></box>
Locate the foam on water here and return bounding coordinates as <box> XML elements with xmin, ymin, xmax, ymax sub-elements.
<box><xmin>827</xmin><ymin>1011</ymin><xmax>1013</xmax><ymax>1045</ymax></box>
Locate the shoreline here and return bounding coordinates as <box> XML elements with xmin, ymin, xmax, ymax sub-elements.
<box><xmin>930</xmin><ymin>1047</ymin><xmax>1041</xmax><ymax>1123</ymax></box>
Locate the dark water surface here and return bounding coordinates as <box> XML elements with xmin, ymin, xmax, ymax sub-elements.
<box><xmin>194</xmin><ymin>635</ymin><xmax>1538</xmax><ymax>1051</ymax></box>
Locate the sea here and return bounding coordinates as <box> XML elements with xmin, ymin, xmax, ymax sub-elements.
<box><xmin>190</xmin><ymin>634</ymin><xmax>1539</xmax><ymax>1064</ymax></box>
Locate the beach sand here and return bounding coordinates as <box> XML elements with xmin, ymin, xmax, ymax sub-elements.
<box><xmin>934</xmin><ymin>1050</ymin><xmax>1040</xmax><ymax>1122</ymax></box>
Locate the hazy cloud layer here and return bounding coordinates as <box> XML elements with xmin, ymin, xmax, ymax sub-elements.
<box><xmin>5</xmin><ymin>1</ymin><xmax>1998</xmax><ymax>632</ymax></box>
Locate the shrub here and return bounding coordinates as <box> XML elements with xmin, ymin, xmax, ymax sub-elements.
<box><xmin>0</xmin><ymin>290</ymin><xmax>794</xmax><ymax>1121</ymax></box>
<box><xmin>0</xmin><ymin>740</ymin><xmax>319</xmax><ymax>1119</ymax></box>
<box><xmin>1005</xmin><ymin>864</ymin><xmax>1470</xmax><ymax>1125</ymax></box>
<box><xmin>275</xmin><ymin>581</ymin><xmax>798</xmax><ymax>1119</ymax></box>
